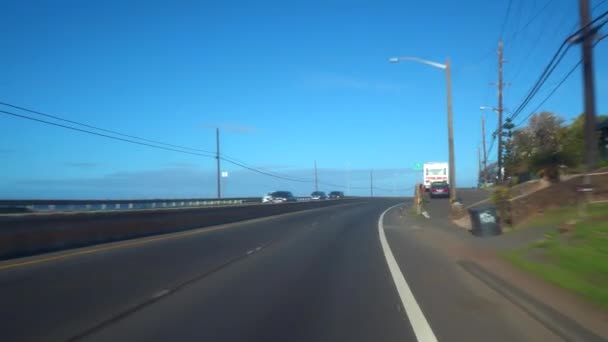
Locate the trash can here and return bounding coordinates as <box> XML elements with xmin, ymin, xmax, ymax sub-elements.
<box><xmin>468</xmin><ymin>205</ymin><xmax>501</xmax><ymax>237</ymax></box>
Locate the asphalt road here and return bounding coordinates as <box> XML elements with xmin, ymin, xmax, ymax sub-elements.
<box><xmin>0</xmin><ymin>198</ymin><xmax>560</xmax><ymax>342</ymax></box>
<box><xmin>424</xmin><ymin>188</ymin><xmax>490</xmax><ymax>220</ymax></box>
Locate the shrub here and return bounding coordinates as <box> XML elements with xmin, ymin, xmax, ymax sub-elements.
<box><xmin>492</xmin><ymin>186</ymin><xmax>512</xmax><ymax>225</ymax></box>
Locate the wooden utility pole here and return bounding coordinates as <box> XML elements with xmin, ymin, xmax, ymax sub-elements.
<box><xmin>445</xmin><ymin>57</ymin><xmax>456</xmax><ymax>202</ymax></box>
<box><xmin>478</xmin><ymin>145</ymin><xmax>482</xmax><ymax>185</ymax></box>
<box><xmin>216</xmin><ymin>128</ymin><xmax>221</xmax><ymax>199</ymax></box>
<box><xmin>314</xmin><ymin>160</ymin><xmax>318</xmax><ymax>192</ymax></box>
<box><xmin>497</xmin><ymin>40</ymin><xmax>505</xmax><ymax>183</ymax></box>
<box><xmin>579</xmin><ymin>0</ymin><xmax>598</xmax><ymax>178</ymax></box>
<box><xmin>481</xmin><ymin>114</ymin><xmax>488</xmax><ymax>183</ymax></box>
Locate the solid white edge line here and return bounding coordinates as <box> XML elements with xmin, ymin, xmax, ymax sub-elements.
<box><xmin>378</xmin><ymin>204</ymin><xmax>438</xmax><ymax>342</ymax></box>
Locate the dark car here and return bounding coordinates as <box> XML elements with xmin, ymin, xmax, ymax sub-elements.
<box><xmin>262</xmin><ymin>191</ymin><xmax>297</xmax><ymax>203</ymax></box>
<box><xmin>429</xmin><ymin>182</ymin><xmax>450</xmax><ymax>199</ymax></box>
<box><xmin>311</xmin><ymin>191</ymin><xmax>328</xmax><ymax>200</ymax></box>
<box><xmin>328</xmin><ymin>191</ymin><xmax>345</xmax><ymax>199</ymax></box>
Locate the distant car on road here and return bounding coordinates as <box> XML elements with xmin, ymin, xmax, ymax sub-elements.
<box><xmin>328</xmin><ymin>191</ymin><xmax>345</xmax><ymax>199</ymax></box>
<box><xmin>262</xmin><ymin>191</ymin><xmax>297</xmax><ymax>203</ymax></box>
<box><xmin>429</xmin><ymin>182</ymin><xmax>450</xmax><ymax>199</ymax></box>
<box><xmin>310</xmin><ymin>191</ymin><xmax>328</xmax><ymax>200</ymax></box>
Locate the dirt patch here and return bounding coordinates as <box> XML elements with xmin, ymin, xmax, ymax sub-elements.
<box><xmin>452</xmin><ymin>215</ymin><xmax>471</xmax><ymax>231</ymax></box>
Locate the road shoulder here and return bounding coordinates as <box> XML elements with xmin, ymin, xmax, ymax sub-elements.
<box><xmin>383</xmin><ymin>204</ymin><xmax>608</xmax><ymax>341</ymax></box>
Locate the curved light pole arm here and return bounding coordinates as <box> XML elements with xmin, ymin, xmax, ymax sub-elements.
<box><xmin>388</xmin><ymin>56</ymin><xmax>447</xmax><ymax>70</ymax></box>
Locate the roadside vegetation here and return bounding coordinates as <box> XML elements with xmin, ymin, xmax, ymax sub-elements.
<box><xmin>503</xmin><ymin>202</ymin><xmax>608</xmax><ymax>309</ymax></box>
<box><xmin>480</xmin><ymin>112</ymin><xmax>608</xmax><ymax>185</ymax></box>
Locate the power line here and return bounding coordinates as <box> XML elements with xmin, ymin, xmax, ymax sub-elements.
<box><xmin>505</xmin><ymin>0</ymin><xmax>555</xmax><ymax>43</ymax></box>
<box><xmin>487</xmin><ymin>135</ymin><xmax>497</xmax><ymax>157</ymax></box>
<box><xmin>220</xmin><ymin>157</ymin><xmax>313</xmax><ymax>183</ymax></box>
<box><xmin>0</xmin><ymin>109</ymin><xmax>217</xmax><ymax>158</ymax></box>
<box><xmin>0</xmin><ymin>101</ymin><xmax>217</xmax><ymax>155</ymax></box>
<box><xmin>0</xmin><ymin>109</ymin><xmax>324</xmax><ymax>184</ymax></box>
<box><xmin>510</xmin><ymin>0</ymin><xmax>527</xmax><ymax>40</ymax></box>
<box><xmin>508</xmin><ymin>42</ymin><xmax>571</xmax><ymax>121</ymax></box>
<box><xmin>508</xmin><ymin>9</ymin><xmax>608</xmax><ymax>122</ymax></box>
<box><xmin>514</xmin><ymin>31</ymin><xmax>608</xmax><ymax>127</ymax></box>
<box><xmin>514</xmin><ymin>61</ymin><xmax>581</xmax><ymax>127</ymax></box>
<box><xmin>0</xmin><ymin>100</ymin><xmax>310</xmax><ymax>183</ymax></box>
<box><xmin>510</xmin><ymin>0</ymin><xmax>563</xmax><ymax>84</ymax></box>
<box><xmin>595</xmin><ymin>0</ymin><xmax>608</xmax><ymax>10</ymax></box>
<box><xmin>569</xmin><ymin>0</ymin><xmax>608</xmax><ymax>32</ymax></box>
<box><xmin>1</xmin><ymin>108</ymin><xmax>400</xmax><ymax>190</ymax></box>
<box><xmin>500</xmin><ymin>0</ymin><xmax>515</xmax><ymax>39</ymax></box>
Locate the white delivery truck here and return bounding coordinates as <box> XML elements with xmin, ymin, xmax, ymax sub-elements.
<box><xmin>423</xmin><ymin>162</ymin><xmax>449</xmax><ymax>191</ymax></box>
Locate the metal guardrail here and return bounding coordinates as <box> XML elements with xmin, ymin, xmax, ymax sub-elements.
<box><xmin>0</xmin><ymin>198</ymin><xmax>263</xmax><ymax>213</ymax></box>
<box><xmin>0</xmin><ymin>197</ymin><xmax>322</xmax><ymax>214</ymax></box>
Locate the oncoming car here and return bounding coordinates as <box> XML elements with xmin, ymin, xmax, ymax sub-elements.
<box><xmin>262</xmin><ymin>191</ymin><xmax>297</xmax><ymax>203</ymax></box>
<box><xmin>311</xmin><ymin>191</ymin><xmax>327</xmax><ymax>200</ymax></box>
<box><xmin>328</xmin><ymin>191</ymin><xmax>344</xmax><ymax>199</ymax></box>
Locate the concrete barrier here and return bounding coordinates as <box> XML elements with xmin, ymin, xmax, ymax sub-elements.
<box><xmin>0</xmin><ymin>197</ymin><xmax>261</xmax><ymax>213</ymax></box>
<box><xmin>0</xmin><ymin>199</ymin><xmax>361</xmax><ymax>260</ymax></box>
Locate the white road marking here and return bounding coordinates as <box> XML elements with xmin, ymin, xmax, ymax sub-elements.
<box><xmin>378</xmin><ymin>204</ymin><xmax>438</xmax><ymax>342</ymax></box>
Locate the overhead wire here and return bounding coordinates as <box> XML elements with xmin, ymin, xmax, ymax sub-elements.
<box><xmin>0</xmin><ymin>110</ymin><xmax>217</xmax><ymax>158</ymax></box>
<box><xmin>505</xmin><ymin>0</ymin><xmax>555</xmax><ymax>43</ymax></box>
<box><xmin>0</xmin><ymin>101</ymin><xmax>217</xmax><ymax>155</ymax></box>
<box><xmin>500</xmin><ymin>0</ymin><xmax>515</xmax><ymax>39</ymax></box>
<box><xmin>508</xmin><ymin>8</ymin><xmax>608</xmax><ymax>122</ymax></box>
<box><xmin>0</xmin><ymin>107</ymin><xmax>400</xmax><ymax>192</ymax></box>
<box><xmin>514</xmin><ymin>28</ymin><xmax>608</xmax><ymax>127</ymax></box>
<box><xmin>0</xmin><ymin>100</ymin><xmax>314</xmax><ymax>183</ymax></box>
<box><xmin>510</xmin><ymin>0</ymin><xmax>563</xmax><ymax>84</ymax></box>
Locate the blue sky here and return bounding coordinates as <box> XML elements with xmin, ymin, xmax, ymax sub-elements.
<box><xmin>1</xmin><ymin>0</ymin><xmax>607</xmax><ymax>199</ymax></box>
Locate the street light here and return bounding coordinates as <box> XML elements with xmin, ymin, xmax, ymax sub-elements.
<box><xmin>480</xmin><ymin>106</ymin><xmax>510</xmax><ymax>113</ymax></box>
<box><xmin>389</xmin><ymin>56</ymin><xmax>457</xmax><ymax>203</ymax></box>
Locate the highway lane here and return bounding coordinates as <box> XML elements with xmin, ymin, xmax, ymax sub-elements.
<box><xmin>0</xmin><ymin>199</ymin><xmax>415</xmax><ymax>342</ymax></box>
<box><xmin>0</xmin><ymin>198</ymin><xmax>561</xmax><ymax>341</ymax></box>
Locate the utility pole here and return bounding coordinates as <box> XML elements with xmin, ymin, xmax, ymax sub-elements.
<box><xmin>216</xmin><ymin>128</ymin><xmax>221</xmax><ymax>199</ymax></box>
<box><xmin>314</xmin><ymin>160</ymin><xmax>318</xmax><ymax>192</ymax></box>
<box><xmin>481</xmin><ymin>114</ymin><xmax>488</xmax><ymax>184</ymax></box>
<box><xmin>370</xmin><ymin>170</ymin><xmax>374</xmax><ymax>198</ymax></box>
<box><xmin>579</xmin><ymin>0</ymin><xmax>599</xmax><ymax>178</ymax></box>
<box><xmin>446</xmin><ymin>57</ymin><xmax>457</xmax><ymax>203</ymax></box>
<box><xmin>497</xmin><ymin>40</ymin><xmax>505</xmax><ymax>183</ymax></box>
<box><xmin>478</xmin><ymin>145</ymin><xmax>482</xmax><ymax>186</ymax></box>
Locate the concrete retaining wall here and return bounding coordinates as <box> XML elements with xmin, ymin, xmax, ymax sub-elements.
<box><xmin>0</xmin><ymin>199</ymin><xmax>361</xmax><ymax>260</ymax></box>
<box><xmin>508</xmin><ymin>172</ymin><xmax>608</xmax><ymax>226</ymax></box>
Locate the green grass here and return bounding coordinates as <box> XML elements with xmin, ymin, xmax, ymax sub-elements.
<box><xmin>502</xmin><ymin>202</ymin><xmax>608</xmax><ymax>309</ymax></box>
<box><xmin>517</xmin><ymin>206</ymin><xmax>580</xmax><ymax>230</ymax></box>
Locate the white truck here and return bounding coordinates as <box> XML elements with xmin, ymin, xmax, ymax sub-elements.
<box><xmin>423</xmin><ymin>162</ymin><xmax>449</xmax><ymax>191</ymax></box>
